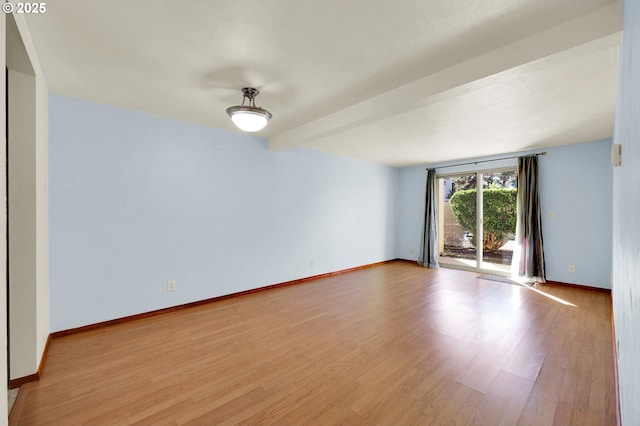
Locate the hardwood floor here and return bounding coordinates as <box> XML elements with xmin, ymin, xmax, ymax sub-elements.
<box><xmin>11</xmin><ymin>262</ymin><xmax>616</xmax><ymax>425</ymax></box>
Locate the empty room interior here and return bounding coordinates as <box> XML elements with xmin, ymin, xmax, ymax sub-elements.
<box><xmin>2</xmin><ymin>0</ymin><xmax>640</xmax><ymax>424</ymax></box>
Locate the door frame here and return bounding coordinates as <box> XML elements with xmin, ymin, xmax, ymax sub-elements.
<box><xmin>437</xmin><ymin>166</ymin><xmax>517</xmax><ymax>275</ymax></box>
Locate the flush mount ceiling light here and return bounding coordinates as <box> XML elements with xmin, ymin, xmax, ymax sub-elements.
<box><xmin>226</xmin><ymin>87</ymin><xmax>273</xmax><ymax>132</ymax></box>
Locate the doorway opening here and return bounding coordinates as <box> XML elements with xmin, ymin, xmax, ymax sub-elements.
<box><xmin>438</xmin><ymin>169</ymin><xmax>517</xmax><ymax>274</ymax></box>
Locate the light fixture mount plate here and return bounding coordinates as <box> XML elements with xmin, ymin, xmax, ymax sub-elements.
<box><xmin>242</xmin><ymin>87</ymin><xmax>259</xmax><ymax>100</ymax></box>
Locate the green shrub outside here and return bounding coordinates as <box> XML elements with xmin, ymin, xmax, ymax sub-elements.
<box><xmin>449</xmin><ymin>188</ymin><xmax>517</xmax><ymax>251</ymax></box>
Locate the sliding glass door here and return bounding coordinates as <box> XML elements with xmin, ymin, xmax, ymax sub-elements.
<box><xmin>438</xmin><ymin>169</ymin><xmax>517</xmax><ymax>274</ymax></box>
<box><xmin>480</xmin><ymin>171</ymin><xmax>517</xmax><ymax>272</ymax></box>
<box><xmin>438</xmin><ymin>173</ymin><xmax>477</xmax><ymax>270</ymax></box>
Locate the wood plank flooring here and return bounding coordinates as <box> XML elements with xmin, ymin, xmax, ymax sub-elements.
<box><xmin>11</xmin><ymin>262</ymin><xmax>616</xmax><ymax>425</ymax></box>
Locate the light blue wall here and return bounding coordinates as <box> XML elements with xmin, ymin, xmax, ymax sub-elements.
<box><xmin>396</xmin><ymin>140</ymin><xmax>613</xmax><ymax>289</ymax></box>
<box><xmin>49</xmin><ymin>91</ymin><xmax>616</xmax><ymax>335</ymax></box>
<box><xmin>541</xmin><ymin>141</ymin><xmax>612</xmax><ymax>287</ymax></box>
<box><xmin>611</xmin><ymin>0</ymin><xmax>640</xmax><ymax>423</ymax></box>
<box><xmin>49</xmin><ymin>94</ymin><xmax>398</xmax><ymax>331</ymax></box>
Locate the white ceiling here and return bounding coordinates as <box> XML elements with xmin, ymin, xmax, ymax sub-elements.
<box><xmin>24</xmin><ymin>0</ymin><xmax>621</xmax><ymax>167</ymax></box>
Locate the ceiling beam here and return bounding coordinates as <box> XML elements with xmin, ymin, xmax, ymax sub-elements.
<box><xmin>268</xmin><ymin>1</ymin><xmax>622</xmax><ymax>152</ymax></box>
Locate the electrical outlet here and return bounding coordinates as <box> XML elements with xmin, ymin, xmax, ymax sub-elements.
<box><xmin>568</xmin><ymin>265</ymin><xmax>576</xmax><ymax>273</ymax></box>
<box><xmin>167</xmin><ymin>280</ymin><xmax>176</xmax><ymax>291</ymax></box>
<box><xmin>309</xmin><ymin>260</ymin><xmax>314</xmax><ymax>268</ymax></box>
<box><xmin>548</xmin><ymin>211</ymin><xmax>556</xmax><ymax>219</ymax></box>
<box><xmin>409</xmin><ymin>248</ymin><xmax>414</xmax><ymax>254</ymax></box>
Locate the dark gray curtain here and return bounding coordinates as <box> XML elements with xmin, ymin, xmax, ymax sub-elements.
<box><xmin>514</xmin><ymin>155</ymin><xmax>546</xmax><ymax>281</ymax></box>
<box><xmin>419</xmin><ymin>169</ymin><xmax>439</xmax><ymax>268</ymax></box>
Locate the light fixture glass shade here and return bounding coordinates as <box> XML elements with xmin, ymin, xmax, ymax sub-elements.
<box><xmin>226</xmin><ymin>106</ymin><xmax>272</xmax><ymax>132</ymax></box>
<box><xmin>226</xmin><ymin>87</ymin><xmax>273</xmax><ymax>132</ymax></box>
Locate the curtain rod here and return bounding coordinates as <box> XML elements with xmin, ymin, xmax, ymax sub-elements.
<box><xmin>425</xmin><ymin>152</ymin><xmax>547</xmax><ymax>171</ymax></box>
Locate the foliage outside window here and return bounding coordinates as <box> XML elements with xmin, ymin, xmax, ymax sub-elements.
<box><xmin>449</xmin><ymin>187</ymin><xmax>517</xmax><ymax>251</ymax></box>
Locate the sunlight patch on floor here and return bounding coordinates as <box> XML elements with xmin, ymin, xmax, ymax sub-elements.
<box><xmin>526</xmin><ymin>286</ymin><xmax>577</xmax><ymax>307</ymax></box>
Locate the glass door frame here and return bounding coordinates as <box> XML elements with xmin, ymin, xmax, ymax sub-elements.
<box><xmin>437</xmin><ymin>166</ymin><xmax>516</xmax><ymax>275</ymax></box>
